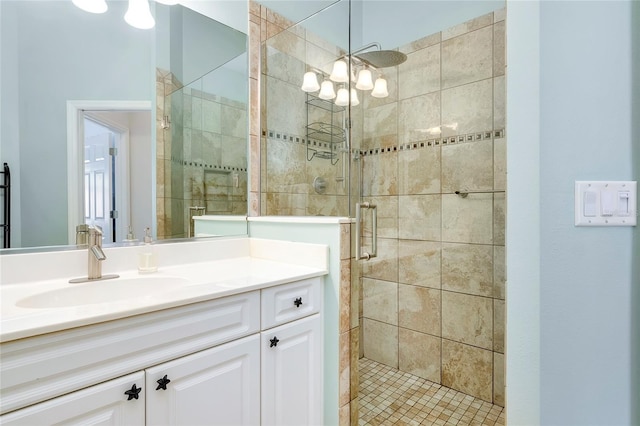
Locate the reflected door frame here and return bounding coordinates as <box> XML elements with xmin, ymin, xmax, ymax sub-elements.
<box><xmin>66</xmin><ymin>100</ymin><xmax>152</xmax><ymax>245</ymax></box>
<box><xmin>82</xmin><ymin>113</ymin><xmax>126</xmax><ymax>243</ymax></box>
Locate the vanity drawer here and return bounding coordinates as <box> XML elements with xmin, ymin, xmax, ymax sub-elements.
<box><xmin>0</xmin><ymin>291</ymin><xmax>260</xmax><ymax>415</ymax></box>
<box><xmin>261</xmin><ymin>277</ymin><xmax>322</xmax><ymax>330</ymax></box>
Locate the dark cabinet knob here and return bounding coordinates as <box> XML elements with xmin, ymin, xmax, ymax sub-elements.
<box><xmin>156</xmin><ymin>375</ymin><xmax>171</xmax><ymax>391</ymax></box>
<box><xmin>270</xmin><ymin>337</ymin><xmax>279</xmax><ymax>347</ymax></box>
<box><xmin>294</xmin><ymin>297</ymin><xmax>303</xmax><ymax>308</ymax></box>
<box><xmin>124</xmin><ymin>384</ymin><xmax>142</xmax><ymax>400</ymax></box>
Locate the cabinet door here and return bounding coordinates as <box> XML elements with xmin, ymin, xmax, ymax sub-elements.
<box><xmin>0</xmin><ymin>371</ymin><xmax>144</xmax><ymax>426</ymax></box>
<box><xmin>261</xmin><ymin>314</ymin><xmax>322</xmax><ymax>426</ymax></box>
<box><xmin>145</xmin><ymin>334</ymin><xmax>260</xmax><ymax>426</ymax></box>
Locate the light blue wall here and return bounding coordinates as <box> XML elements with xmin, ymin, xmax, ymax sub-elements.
<box><xmin>0</xmin><ymin>2</ymin><xmax>22</xmax><ymax>248</ymax></box>
<box><xmin>200</xmin><ymin>57</ymin><xmax>248</xmax><ymax>104</ymax></box>
<box><xmin>539</xmin><ymin>2</ymin><xmax>635</xmax><ymax>423</ymax></box>
<box><xmin>508</xmin><ymin>1</ymin><xmax>639</xmax><ymax>424</ymax></box>
<box><xmin>632</xmin><ymin>3</ymin><xmax>640</xmax><ymax>424</ymax></box>
<box><xmin>361</xmin><ymin>0</ymin><xmax>503</xmax><ymax>49</ymax></box>
<box><xmin>194</xmin><ymin>217</ymin><xmax>248</xmax><ymax>236</ymax></box>
<box><xmin>181</xmin><ymin>6</ymin><xmax>247</xmax><ymax>88</ymax></box>
<box><xmin>258</xmin><ymin>0</ymin><xmax>503</xmax><ymax>51</ymax></box>
<box><xmin>258</xmin><ymin>0</ymin><xmax>355</xmax><ymax>52</ymax></box>
<box><xmin>1</xmin><ymin>1</ymin><xmax>153</xmax><ymax>247</ymax></box>
<box><xmin>505</xmin><ymin>1</ymin><xmax>541</xmax><ymax>423</ymax></box>
<box><xmin>181</xmin><ymin>0</ymin><xmax>249</xmax><ymax>34</ymax></box>
<box><xmin>157</xmin><ymin>4</ymin><xmax>247</xmax><ymax>101</ymax></box>
<box><xmin>258</xmin><ymin>0</ymin><xmax>342</xmax><ymax>31</ymax></box>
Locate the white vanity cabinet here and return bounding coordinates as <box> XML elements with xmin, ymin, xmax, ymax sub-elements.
<box><xmin>260</xmin><ymin>278</ymin><xmax>323</xmax><ymax>426</ymax></box>
<box><xmin>0</xmin><ymin>276</ymin><xmax>324</xmax><ymax>426</ymax></box>
<box><xmin>1</xmin><ymin>336</ymin><xmax>261</xmax><ymax>426</ymax></box>
<box><xmin>145</xmin><ymin>334</ymin><xmax>260</xmax><ymax>426</ymax></box>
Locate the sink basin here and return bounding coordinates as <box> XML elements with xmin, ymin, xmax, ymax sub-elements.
<box><xmin>16</xmin><ymin>276</ymin><xmax>191</xmax><ymax>309</ymax></box>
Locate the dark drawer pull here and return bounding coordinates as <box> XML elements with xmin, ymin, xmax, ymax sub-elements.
<box><xmin>124</xmin><ymin>384</ymin><xmax>142</xmax><ymax>400</ymax></box>
<box><xmin>294</xmin><ymin>297</ymin><xmax>303</xmax><ymax>308</ymax></box>
<box><xmin>156</xmin><ymin>375</ymin><xmax>171</xmax><ymax>391</ymax></box>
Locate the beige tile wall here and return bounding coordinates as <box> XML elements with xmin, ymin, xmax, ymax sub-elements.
<box><xmin>359</xmin><ymin>10</ymin><xmax>506</xmax><ymax>407</ymax></box>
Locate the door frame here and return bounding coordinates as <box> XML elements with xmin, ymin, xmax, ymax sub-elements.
<box><xmin>66</xmin><ymin>100</ymin><xmax>151</xmax><ymax>245</ymax></box>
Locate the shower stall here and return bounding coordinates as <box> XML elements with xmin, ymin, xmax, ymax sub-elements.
<box><xmin>256</xmin><ymin>1</ymin><xmax>506</xmax><ymax>424</ymax></box>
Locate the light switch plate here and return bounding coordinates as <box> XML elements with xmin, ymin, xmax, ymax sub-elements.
<box><xmin>575</xmin><ymin>181</ymin><xmax>637</xmax><ymax>226</ymax></box>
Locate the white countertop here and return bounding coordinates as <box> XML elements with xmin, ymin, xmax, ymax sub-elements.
<box><xmin>0</xmin><ymin>238</ymin><xmax>328</xmax><ymax>343</ymax></box>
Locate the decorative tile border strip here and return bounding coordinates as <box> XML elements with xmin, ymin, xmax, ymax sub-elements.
<box><xmin>264</xmin><ymin>128</ymin><xmax>339</xmax><ymax>150</ymax></box>
<box><xmin>169</xmin><ymin>156</ymin><xmax>247</xmax><ymax>172</ymax></box>
<box><xmin>360</xmin><ymin>129</ymin><xmax>506</xmax><ymax>157</ymax></box>
<box><xmin>263</xmin><ymin>128</ymin><xmax>505</xmax><ymax>158</ymax></box>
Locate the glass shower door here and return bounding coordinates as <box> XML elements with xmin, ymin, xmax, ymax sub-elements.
<box><xmin>261</xmin><ymin>0</ymin><xmax>352</xmax><ymax>217</ymax></box>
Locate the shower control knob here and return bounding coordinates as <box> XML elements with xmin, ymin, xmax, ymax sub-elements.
<box><xmin>124</xmin><ymin>384</ymin><xmax>142</xmax><ymax>401</ymax></box>
<box><xmin>294</xmin><ymin>297</ymin><xmax>303</xmax><ymax>308</ymax></box>
<box><xmin>270</xmin><ymin>337</ymin><xmax>279</xmax><ymax>348</ymax></box>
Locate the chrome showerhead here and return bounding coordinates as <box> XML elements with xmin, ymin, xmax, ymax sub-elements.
<box><xmin>355</xmin><ymin>50</ymin><xmax>407</xmax><ymax>68</ymax></box>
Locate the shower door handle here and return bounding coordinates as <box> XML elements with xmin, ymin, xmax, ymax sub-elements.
<box><xmin>355</xmin><ymin>202</ymin><xmax>377</xmax><ymax>261</ymax></box>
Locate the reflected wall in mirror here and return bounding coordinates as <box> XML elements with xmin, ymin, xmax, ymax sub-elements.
<box><xmin>0</xmin><ymin>0</ymin><xmax>249</xmax><ymax>250</ymax></box>
<box><xmin>156</xmin><ymin>7</ymin><xmax>249</xmax><ymax>239</ymax></box>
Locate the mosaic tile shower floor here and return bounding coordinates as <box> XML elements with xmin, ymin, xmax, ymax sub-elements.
<box><xmin>359</xmin><ymin>358</ymin><xmax>505</xmax><ymax>426</ymax></box>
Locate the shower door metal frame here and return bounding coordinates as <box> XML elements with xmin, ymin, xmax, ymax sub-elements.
<box><xmin>355</xmin><ymin>201</ymin><xmax>377</xmax><ymax>260</ymax></box>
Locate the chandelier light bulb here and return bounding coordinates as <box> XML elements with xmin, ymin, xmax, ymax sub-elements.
<box><xmin>335</xmin><ymin>87</ymin><xmax>349</xmax><ymax>106</ymax></box>
<box><xmin>329</xmin><ymin>60</ymin><xmax>349</xmax><ymax>83</ymax></box>
<box><xmin>356</xmin><ymin>69</ymin><xmax>374</xmax><ymax>91</ymax></box>
<box><xmin>125</xmin><ymin>0</ymin><xmax>156</xmax><ymax>29</ymax></box>
<box><xmin>350</xmin><ymin>88</ymin><xmax>360</xmax><ymax>106</ymax></box>
<box><xmin>301</xmin><ymin>72</ymin><xmax>320</xmax><ymax>92</ymax></box>
<box><xmin>72</xmin><ymin>0</ymin><xmax>108</xmax><ymax>14</ymax></box>
<box><xmin>318</xmin><ymin>80</ymin><xmax>336</xmax><ymax>100</ymax></box>
<box><xmin>371</xmin><ymin>77</ymin><xmax>389</xmax><ymax>98</ymax></box>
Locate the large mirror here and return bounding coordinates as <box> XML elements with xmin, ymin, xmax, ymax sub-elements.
<box><xmin>0</xmin><ymin>0</ymin><xmax>248</xmax><ymax>251</ymax></box>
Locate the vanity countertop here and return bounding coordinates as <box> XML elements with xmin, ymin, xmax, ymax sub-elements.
<box><xmin>0</xmin><ymin>238</ymin><xmax>328</xmax><ymax>343</ymax></box>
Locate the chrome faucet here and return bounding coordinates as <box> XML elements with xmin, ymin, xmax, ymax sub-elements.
<box><xmin>70</xmin><ymin>225</ymin><xmax>119</xmax><ymax>283</ymax></box>
<box><xmin>88</xmin><ymin>226</ymin><xmax>106</xmax><ymax>279</ymax></box>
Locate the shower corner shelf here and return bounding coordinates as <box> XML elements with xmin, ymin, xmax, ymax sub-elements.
<box><xmin>305</xmin><ymin>94</ymin><xmax>345</xmax><ymax>165</ymax></box>
<box><xmin>306</xmin><ymin>96</ymin><xmax>346</xmax><ymax>113</ymax></box>
<box><xmin>306</xmin><ymin>122</ymin><xmax>344</xmax><ymax>143</ymax></box>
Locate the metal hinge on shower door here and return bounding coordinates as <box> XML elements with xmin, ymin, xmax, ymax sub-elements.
<box><xmin>355</xmin><ymin>202</ymin><xmax>378</xmax><ymax>261</ymax></box>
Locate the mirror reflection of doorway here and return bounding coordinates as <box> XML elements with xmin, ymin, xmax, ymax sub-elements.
<box><xmin>67</xmin><ymin>100</ymin><xmax>153</xmax><ymax>246</ymax></box>
<box><xmin>82</xmin><ymin>116</ymin><xmax>121</xmax><ymax>243</ymax></box>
